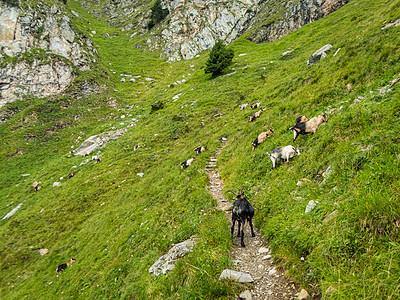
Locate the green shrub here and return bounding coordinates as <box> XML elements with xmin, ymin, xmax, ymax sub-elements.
<box><xmin>205</xmin><ymin>40</ymin><xmax>234</xmax><ymax>78</ymax></box>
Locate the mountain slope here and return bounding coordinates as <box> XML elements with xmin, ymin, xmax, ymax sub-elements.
<box><xmin>1</xmin><ymin>0</ymin><xmax>400</xmax><ymax>299</ymax></box>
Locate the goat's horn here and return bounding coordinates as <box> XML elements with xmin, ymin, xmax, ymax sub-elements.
<box><xmin>240</xmin><ymin>186</ymin><xmax>246</xmax><ymax>194</ymax></box>
<box><xmin>228</xmin><ymin>190</ymin><xmax>238</xmax><ymax>196</ymax></box>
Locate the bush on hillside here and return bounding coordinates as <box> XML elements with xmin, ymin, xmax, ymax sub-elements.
<box><xmin>205</xmin><ymin>40</ymin><xmax>234</xmax><ymax>78</ymax></box>
<box><xmin>148</xmin><ymin>0</ymin><xmax>169</xmax><ymax>30</ymax></box>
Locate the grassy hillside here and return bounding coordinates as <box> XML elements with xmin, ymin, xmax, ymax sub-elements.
<box><xmin>1</xmin><ymin>0</ymin><xmax>400</xmax><ymax>298</ymax></box>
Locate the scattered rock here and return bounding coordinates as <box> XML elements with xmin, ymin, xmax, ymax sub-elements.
<box><xmin>297</xmin><ymin>178</ymin><xmax>311</xmax><ymax>186</ymax></box>
<box><xmin>352</xmin><ymin>142</ymin><xmax>373</xmax><ymax>152</ymax></box>
<box><xmin>137</xmin><ymin>173</ymin><xmax>144</xmax><ymax>177</ymax></box>
<box><xmin>53</xmin><ymin>182</ymin><xmax>61</xmax><ymax>187</ymax></box>
<box><xmin>39</xmin><ymin>248</ymin><xmax>49</xmax><ymax>256</ymax></box>
<box><xmin>2</xmin><ymin>203</ymin><xmax>23</xmax><ymax>220</ymax></box>
<box><xmin>268</xmin><ymin>268</ymin><xmax>277</xmax><ymax>276</ymax></box>
<box><xmin>240</xmin><ymin>290</ymin><xmax>252</xmax><ymax>300</ymax></box>
<box><xmin>307</xmin><ymin>44</ymin><xmax>332</xmax><ymax>66</ymax></box>
<box><xmin>323</xmin><ymin>210</ymin><xmax>339</xmax><ymax>223</ymax></box>
<box><xmin>70</xmin><ymin>10</ymin><xmax>80</xmax><ymax>17</ymax></box>
<box><xmin>321</xmin><ymin>167</ymin><xmax>333</xmax><ymax>184</ymax></box>
<box><xmin>333</xmin><ymin>48</ymin><xmax>341</xmax><ymax>56</ymax></box>
<box><xmin>351</xmin><ymin>96</ymin><xmax>364</xmax><ymax>106</ymax></box>
<box><xmin>305</xmin><ymin>200</ymin><xmax>318</xmax><ymax>213</ymax></box>
<box><xmin>282</xmin><ymin>50</ymin><xmax>294</xmax><ymax>57</ymax></box>
<box><xmin>258</xmin><ymin>247</ymin><xmax>269</xmax><ymax>254</ymax></box>
<box><xmin>149</xmin><ymin>236</ymin><xmax>197</xmax><ymax>276</ymax></box>
<box><xmin>219</xmin><ymin>269</ymin><xmax>254</xmax><ymax>283</ymax></box>
<box><xmin>326</xmin><ymin>285</ymin><xmax>337</xmax><ymax>294</ymax></box>
<box><xmin>298</xmin><ymin>288</ymin><xmax>309</xmax><ymax>299</ymax></box>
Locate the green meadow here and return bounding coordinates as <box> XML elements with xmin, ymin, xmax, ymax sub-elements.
<box><xmin>1</xmin><ymin>0</ymin><xmax>400</xmax><ymax>298</ymax></box>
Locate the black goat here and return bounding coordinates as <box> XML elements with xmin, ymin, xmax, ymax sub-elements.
<box><xmin>228</xmin><ymin>187</ymin><xmax>255</xmax><ymax>247</ymax></box>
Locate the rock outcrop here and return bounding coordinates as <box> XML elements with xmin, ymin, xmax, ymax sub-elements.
<box><xmin>0</xmin><ymin>0</ymin><xmax>96</xmax><ymax>105</ymax></box>
<box><xmin>0</xmin><ymin>56</ymin><xmax>74</xmax><ymax>107</ymax></box>
<box><xmin>248</xmin><ymin>0</ymin><xmax>349</xmax><ymax>44</ymax></box>
<box><xmin>148</xmin><ymin>0</ymin><xmax>348</xmax><ymax>61</ymax></box>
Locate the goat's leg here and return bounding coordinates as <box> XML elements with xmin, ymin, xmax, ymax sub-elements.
<box><xmin>249</xmin><ymin>217</ymin><xmax>256</xmax><ymax>237</ymax></box>
<box><xmin>237</xmin><ymin>221</ymin><xmax>241</xmax><ymax>237</ymax></box>
<box><xmin>241</xmin><ymin>220</ymin><xmax>246</xmax><ymax>247</ymax></box>
<box><xmin>231</xmin><ymin>219</ymin><xmax>236</xmax><ymax>236</ymax></box>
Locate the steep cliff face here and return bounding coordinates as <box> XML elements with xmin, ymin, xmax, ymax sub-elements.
<box><xmin>0</xmin><ymin>0</ymin><xmax>96</xmax><ymax>106</ymax></box>
<box><xmin>247</xmin><ymin>0</ymin><xmax>350</xmax><ymax>43</ymax></box>
<box><xmin>144</xmin><ymin>0</ymin><xmax>348</xmax><ymax>61</ymax></box>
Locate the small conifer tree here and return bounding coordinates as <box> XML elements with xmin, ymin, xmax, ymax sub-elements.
<box><xmin>148</xmin><ymin>0</ymin><xmax>169</xmax><ymax>30</ymax></box>
<box><xmin>205</xmin><ymin>40</ymin><xmax>234</xmax><ymax>78</ymax></box>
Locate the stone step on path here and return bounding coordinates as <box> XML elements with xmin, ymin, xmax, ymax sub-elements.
<box><xmin>205</xmin><ymin>145</ymin><xmax>299</xmax><ymax>300</ymax></box>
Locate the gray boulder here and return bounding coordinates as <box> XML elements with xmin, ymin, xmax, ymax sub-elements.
<box><xmin>219</xmin><ymin>269</ymin><xmax>254</xmax><ymax>283</ymax></box>
<box><xmin>73</xmin><ymin>128</ymin><xmax>128</xmax><ymax>156</ymax></box>
<box><xmin>307</xmin><ymin>44</ymin><xmax>332</xmax><ymax>66</ymax></box>
<box><xmin>149</xmin><ymin>236</ymin><xmax>197</xmax><ymax>276</ymax></box>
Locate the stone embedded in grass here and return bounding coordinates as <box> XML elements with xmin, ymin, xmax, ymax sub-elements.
<box><xmin>53</xmin><ymin>182</ymin><xmax>61</xmax><ymax>187</ymax></box>
<box><xmin>219</xmin><ymin>269</ymin><xmax>254</xmax><ymax>283</ymax></box>
<box><xmin>39</xmin><ymin>249</ymin><xmax>49</xmax><ymax>256</ymax></box>
<box><xmin>305</xmin><ymin>200</ymin><xmax>318</xmax><ymax>213</ymax></box>
<box><xmin>2</xmin><ymin>203</ymin><xmax>22</xmax><ymax>220</ymax></box>
<box><xmin>73</xmin><ymin>128</ymin><xmax>128</xmax><ymax>156</ymax></box>
<box><xmin>306</xmin><ymin>44</ymin><xmax>332</xmax><ymax>66</ymax></box>
<box><xmin>149</xmin><ymin>236</ymin><xmax>197</xmax><ymax>276</ymax></box>
<box><xmin>239</xmin><ymin>290</ymin><xmax>252</xmax><ymax>300</ymax></box>
<box><xmin>137</xmin><ymin>173</ymin><xmax>144</xmax><ymax>177</ymax></box>
<box><xmin>323</xmin><ymin>210</ymin><xmax>339</xmax><ymax>223</ymax></box>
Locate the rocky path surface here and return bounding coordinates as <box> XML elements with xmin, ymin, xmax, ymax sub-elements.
<box><xmin>206</xmin><ymin>147</ymin><xmax>299</xmax><ymax>300</ymax></box>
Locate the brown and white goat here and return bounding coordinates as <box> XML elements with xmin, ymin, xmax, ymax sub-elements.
<box><xmin>289</xmin><ymin>114</ymin><xmax>327</xmax><ymax>142</ymax></box>
<box><xmin>250</xmin><ymin>102</ymin><xmax>261</xmax><ymax>109</ymax></box>
<box><xmin>228</xmin><ymin>187</ymin><xmax>255</xmax><ymax>247</ymax></box>
<box><xmin>248</xmin><ymin>109</ymin><xmax>264</xmax><ymax>122</ymax></box>
<box><xmin>252</xmin><ymin>128</ymin><xmax>274</xmax><ymax>151</ymax></box>
<box><xmin>56</xmin><ymin>258</ymin><xmax>76</xmax><ymax>274</ymax></box>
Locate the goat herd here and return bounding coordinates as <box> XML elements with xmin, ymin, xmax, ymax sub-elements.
<box><xmin>180</xmin><ymin>102</ymin><xmax>328</xmax><ymax>247</ymax></box>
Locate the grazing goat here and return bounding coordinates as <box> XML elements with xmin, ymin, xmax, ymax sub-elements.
<box><xmin>266</xmin><ymin>145</ymin><xmax>300</xmax><ymax>169</ymax></box>
<box><xmin>295</xmin><ymin>115</ymin><xmax>309</xmax><ymax>124</ymax></box>
<box><xmin>289</xmin><ymin>114</ymin><xmax>327</xmax><ymax>142</ymax></box>
<box><xmin>194</xmin><ymin>146</ymin><xmax>207</xmax><ymax>155</ymax></box>
<box><xmin>250</xmin><ymin>102</ymin><xmax>261</xmax><ymax>109</ymax></box>
<box><xmin>67</xmin><ymin>172</ymin><xmax>76</xmax><ymax>179</ymax></box>
<box><xmin>181</xmin><ymin>157</ymin><xmax>195</xmax><ymax>169</ymax></box>
<box><xmin>239</xmin><ymin>103</ymin><xmax>249</xmax><ymax>110</ymax></box>
<box><xmin>56</xmin><ymin>258</ymin><xmax>76</xmax><ymax>274</ymax></box>
<box><xmin>228</xmin><ymin>187</ymin><xmax>255</xmax><ymax>247</ymax></box>
<box><xmin>252</xmin><ymin>128</ymin><xmax>274</xmax><ymax>151</ymax></box>
<box><xmin>248</xmin><ymin>108</ymin><xmax>264</xmax><ymax>122</ymax></box>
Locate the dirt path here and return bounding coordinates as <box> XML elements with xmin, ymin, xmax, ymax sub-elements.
<box><xmin>206</xmin><ymin>147</ymin><xmax>299</xmax><ymax>300</ymax></box>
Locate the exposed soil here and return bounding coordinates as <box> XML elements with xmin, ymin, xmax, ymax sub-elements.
<box><xmin>206</xmin><ymin>146</ymin><xmax>299</xmax><ymax>300</ymax></box>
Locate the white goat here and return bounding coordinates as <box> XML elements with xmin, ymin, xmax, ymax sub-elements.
<box><xmin>266</xmin><ymin>145</ymin><xmax>300</xmax><ymax>169</ymax></box>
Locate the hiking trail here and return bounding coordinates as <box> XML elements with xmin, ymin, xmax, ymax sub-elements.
<box><xmin>206</xmin><ymin>146</ymin><xmax>299</xmax><ymax>299</ymax></box>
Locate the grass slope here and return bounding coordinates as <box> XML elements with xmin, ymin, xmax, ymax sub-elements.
<box><xmin>1</xmin><ymin>0</ymin><xmax>400</xmax><ymax>298</ymax></box>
